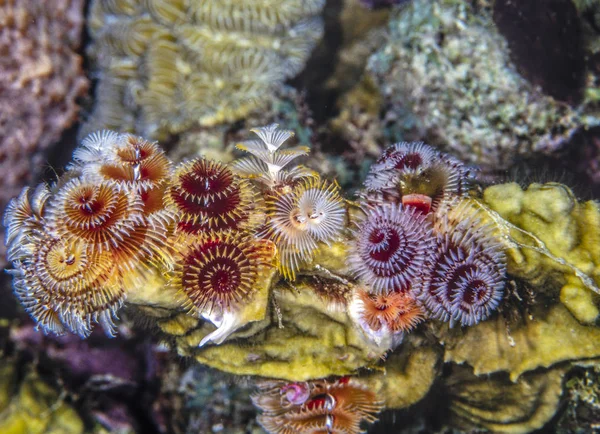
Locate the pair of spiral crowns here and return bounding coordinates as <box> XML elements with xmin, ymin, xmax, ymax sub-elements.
<box><xmin>4</xmin><ymin>124</ymin><xmax>506</xmax><ymax>351</ymax></box>
<box><xmin>348</xmin><ymin>142</ymin><xmax>505</xmax><ymax>346</ymax></box>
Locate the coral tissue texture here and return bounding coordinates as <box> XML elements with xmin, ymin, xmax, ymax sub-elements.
<box><xmin>84</xmin><ymin>0</ymin><xmax>325</xmax><ymax>140</ymax></box>
<box><xmin>0</xmin><ymin>0</ymin><xmax>88</xmax><ymax>217</ymax></box>
<box><xmin>368</xmin><ymin>0</ymin><xmax>595</xmax><ymax>168</ymax></box>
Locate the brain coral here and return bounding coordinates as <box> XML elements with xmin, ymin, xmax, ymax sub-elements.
<box><xmin>0</xmin><ymin>0</ymin><xmax>88</xmax><ymax>249</ymax></box>
<box><xmin>83</xmin><ymin>0</ymin><xmax>325</xmax><ymax>140</ymax></box>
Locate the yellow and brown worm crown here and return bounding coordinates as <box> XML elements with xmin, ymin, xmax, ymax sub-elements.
<box><xmin>172</xmin><ymin>231</ymin><xmax>274</xmax><ymax>314</ymax></box>
<box><xmin>167</xmin><ymin>158</ymin><xmax>258</xmax><ymax>234</ymax></box>
<box><xmin>46</xmin><ymin>177</ymin><xmax>145</xmax><ymax>252</ymax></box>
<box><xmin>16</xmin><ymin>229</ymin><xmax>123</xmax><ymax>338</ymax></box>
<box><xmin>85</xmin><ymin>133</ymin><xmax>172</xmax><ymax>192</ymax></box>
<box><xmin>4</xmin><ymin>184</ymin><xmax>51</xmax><ymax>263</ymax></box>
<box><xmin>4</xmin><ymin>130</ymin><xmax>177</xmax><ymax>337</ymax></box>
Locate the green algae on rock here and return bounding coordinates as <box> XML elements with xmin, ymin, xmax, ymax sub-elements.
<box><xmin>368</xmin><ymin>0</ymin><xmax>599</xmax><ymax>168</ymax></box>
<box><xmin>83</xmin><ymin>0</ymin><xmax>325</xmax><ymax>139</ymax></box>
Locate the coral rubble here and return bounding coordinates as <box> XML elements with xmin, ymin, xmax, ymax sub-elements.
<box><xmin>0</xmin><ymin>0</ymin><xmax>89</xmax><ymax>257</ymax></box>
<box><xmin>83</xmin><ymin>0</ymin><xmax>325</xmax><ymax>140</ymax></box>
<box><xmin>368</xmin><ymin>0</ymin><xmax>599</xmax><ymax>168</ymax></box>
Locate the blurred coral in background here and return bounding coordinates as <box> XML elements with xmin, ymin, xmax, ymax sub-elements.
<box><xmin>82</xmin><ymin>0</ymin><xmax>325</xmax><ymax>140</ymax></box>
<box><xmin>0</xmin><ymin>0</ymin><xmax>88</xmax><ymax>263</ymax></box>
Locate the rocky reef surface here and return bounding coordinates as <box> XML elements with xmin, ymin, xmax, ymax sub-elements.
<box><xmin>2</xmin><ymin>1</ymin><xmax>600</xmax><ymax>433</ymax></box>
<box><xmin>4</xmin><ymin>122</ymin><xmax>600</xmax><ymax>433</ymax></box>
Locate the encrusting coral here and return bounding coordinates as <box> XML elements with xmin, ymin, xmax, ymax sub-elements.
<box><xmin>481</xmin><ymin>182</ymin><xmax>600</xmax><ymax>324</ymax></box>
<box><xmin>444</xmin><ymin>364</ymin><xmax>568</xmax><ymax>434</ymax></box>
<box><xmin>83</xmin><ymin>0</ymin><xmax>325</xmax><ymax>139</ymax></box>
<box><xmin>442</xmin><ymin>303</ymin><xmax>600</xmax><ymax>382</ymax></box>
<box><xmin>5</xmin><ymin>124</ymin><xmax>600</xmax><ymax>433</ymax></box>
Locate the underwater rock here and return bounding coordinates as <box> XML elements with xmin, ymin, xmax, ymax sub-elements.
<box><xmin>324</xmin><ymin>0</ymin><xmax>391</xmax><ymax>97</ymax></box>
<box><xmin>368</xmin><ymin>0</ymin><xmax>599</xmax><ymax>168</ymax></box>
<box><xmin>365</xmin><ymin>345</ymin><xmax>440</xmax><ymax>410</ymax></box>
<box><xmin>328</xmin><ymin>75</ymin><xmax>385</xmax><ymax>160</ymax></box>
<box><xmin>573</xmin><ymin>0</ymin><xmax>600</xmax><ymax>58</ymax></box>
<box><xmin>7</xmin><ymin>126</ymin><xmax>600</xmax><ymax>432</ymax></box>
<box><xmin>360</xmin><ymin>0</ymin><xmax>410</xmax><ymax>9</ymax></box>
<box><xmin>83</xmin><ymin>0</ymin><xmax>325</xmax><ymax>140</ymax></box>
<box><xmin>0</xmin><ymin>0</ymin><xmax>88</xmax><ymax>260</ymax></box>
<box><xmin>324</xmin><ymin>0</ymin><xmax>390</xmax><ymax>161</ymax></box>
<box><xmin>578</xmin><ymin>133</ymin><xmax>600</xmax><ymax>189</ymax></box>
<box><xmin>176</xmin><ymin>365</ymin><xmax>260</xmax><ymax>434</ymax></box>
<box><xmin>166</xmin><ymin>281</ymin><xmax>386</xmax><ymax>381</ymax></box>
<box><xmin>2</xmin><ymin>131</ymin><xmax>509</xmax><ymax>379</ymax></box>
<box><xmin>557</xmin><ymin>362</ymin><xmax>600</xmax><ymax>433</ymax></box>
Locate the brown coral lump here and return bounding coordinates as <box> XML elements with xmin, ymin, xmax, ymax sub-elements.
<box><xmin>0</xmin><ymin>0</ymin><xmax>88</xmax><ymax>261</ymax></box>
